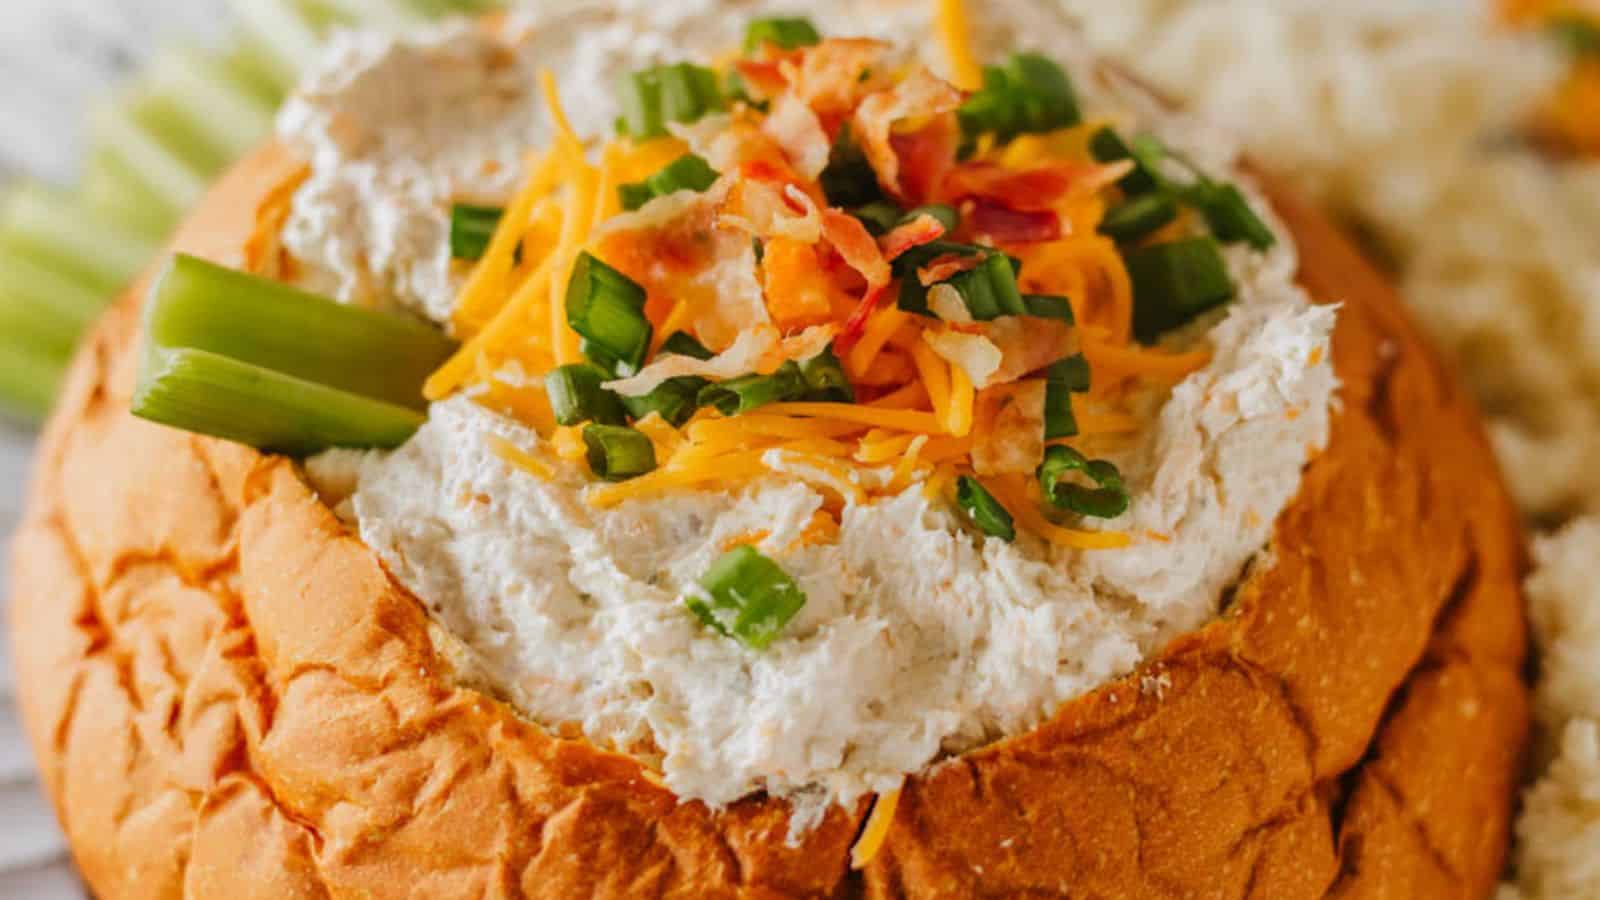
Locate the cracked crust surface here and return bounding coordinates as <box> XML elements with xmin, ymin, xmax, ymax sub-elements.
<box><xmin>8</xmin><ymin>143</ymin><xmax>1528</xmax><ymax>898</ymax></box>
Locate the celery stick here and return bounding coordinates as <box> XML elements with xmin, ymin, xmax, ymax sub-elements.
<box><xmin>0</xmin><ymin>281</ymin><xmax>92</xmax><ymax>358</ymax></box>
<box><xmin>318</xmin><ymin>0</ymin><xmax>425</xmax><ymax>27</ymax></box>
<box><xmin>220</xmin><ymin>39</ymin><xmax>295</xmax><ymax>106</ymax></box>
<box><xmin>228</xmin><ymin>0</ymin><xmax>324</xmax><ymax>85</ymax></box>
<box><xmin>0</xmin><ymin>340</ymin><xmax>66</xmax><ymax>425</ymax></box>
<box><xmin>146</xmin><ymin>254</ymin><xmax>457</xmax><ymax>410</ymax></box>
<box><xmin>0</xmin><ymin>248</ymin><xmax>113</xmax><ymax>336</ymax></box>
<box><xmin>83</xmin><ymin>146</ymin><xmax>184</xmax><ymax>243</ymax></box>
<box><xmin>0</xmin><ymin>183</ymin><xmax>157</xmax><ymax>294</ymax></box>
<box><xmin>124</xmin><ymin>89</ymin><xmax>235</xmax><ymax>182</ymax></box>
<box><xmin>89</xmin><ymin>101</ymin><xmax>209</xmax><ymax>212</ymax></box>
<box><xmin>134</xmin><ymin>346</ymin><xmax>423</xmax><ymax>454</ymax></box>
<box><xmin>144</xmin><ymin>46</ymin><xmax>278</xmax><ymax>163</ymax></box>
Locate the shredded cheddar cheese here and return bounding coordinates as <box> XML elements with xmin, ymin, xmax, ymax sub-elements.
<box><xmin>936</xmin><ymin>0</ymin><xmax>982</xmax><ymax>90</ymax></box>
<box><xmin>851</xmin><ymin>787</ymin><xmax>903</xmax><ymax>869</ymax></box>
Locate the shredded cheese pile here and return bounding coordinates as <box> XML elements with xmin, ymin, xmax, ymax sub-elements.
<box><xmin>420</xmin><ymin>8</ymin><xmax>1217</xmax><ymax>552</ymax></box>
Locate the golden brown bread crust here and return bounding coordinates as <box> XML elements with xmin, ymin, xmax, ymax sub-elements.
<box><xmin>7</xmin><ymin>143</ymin><xmax>1528</xmax><ymax>899</ymax></box>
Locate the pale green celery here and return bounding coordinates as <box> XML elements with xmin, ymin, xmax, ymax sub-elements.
<box><xmin>0</xmin><ymin>248</ymin><xmax>115</xmax><ymax>337</ymax></box>
<box><xmin>82</xmin><ymin>146</ymin><xmax>185</xmax><ymax>242</ymax></box>
<box><xmin>318</xmin><ymin>0</ymin><xmax>427</xmax><ymax>28</ymax></box>
<box><xmin>220</xmin><ymin>39</ymin><xmax>295</xmax><ymax>105</ymax></box>
<box><xmin>0</xmin><ymin>183</ymin><xmax>158</xmax><ymax>294</ymax></box>
<box><xmin>124</xmin><ymin>89</ymin><xmax>235</xmax><ymax>180</ymax></box>
<box><xmin>133</xmin><ymin>346</ymin><xmax>424</xmax><ymax>454</ymax></box>
<box><xmin>89</xmin><ymin>101</ymin><xmax>208</xmax><ymax>212</ymax></box>
<box><xmin>227</xmin><ymin>0</ymin><xmax>325</xmax><ymax>85</ymax></box>
<box><xmin>146</xmin><ymin>254</ymin><xmax>457</xmax><ymax>410</ymax></box>
<box><xmin>0</xmin><ymin>340</ymin><xmax>66</xmax><ymax>424</ymax></box>
<box><xmin>0</xmin><ymin>286</ymin><xmax>84</xmax><ymax>358</ymax></box>
<box><xmin>144</xmin><ymin>46</ymin><xmax>279</xmax><ymax>163</ymax></box>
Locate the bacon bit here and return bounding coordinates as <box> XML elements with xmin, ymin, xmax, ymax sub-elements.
<box><xmin>763</xmin><ymin>237</ymin><xmax>847</xmax><ymax>328</ymax></box>
<box><xmin>878</xmin><ymin>213</ymin><xmax>947</xmax><ymax>261</ymax></box>
<box><xmin>821</xmin><ymin>209</ymin><xmax>891</xmax><ymax>291</ymax></box>
<box><xmin>917</xmin><ymin>253</ymin><xmax>983</xmax><ymax>287</ymax></box>
<box><xmin>971</xmin><ymin>381</ymin><xmax>1046</xmax><ymax>476</ymax></box>
<box><xmin>853</xmin><ymin>69</ymin><xmax>964</xmax><ymax>199</ymax></box>
<box><xmin>776</xmin><ymin>324</ymin><xmax>841</xmax><ymax>365</ymax></box>
<box><xmin>722</xmin><ymin>529</ymin><xmax>773</xmax><ymax>553</ymax></box>
<box><xmin>967</xmin><ymin>199</ymin><xmax>1063</xmax><ymax>244</ymax></box>
<box><xmin>719</xmin><ymin>174</ymin><xmax>823</xmax><ymax>243</ymax></box>
<box><xmin>606</xmin><ymin>326</ymin><xmax>781</xmax><ymax>397</ymax></box>
<box><xmin>891</xmin><ymin>115</ymin><xmax>963</xmax><ymax>206</ymax></box>
<box><xmin>986</xmin><ymin>317</ymin><xmax>1078</xmax><ymax>386</ymax></box>
<box><xmin>926</xmin><ymin>284</ymin><xmax>972</xmax><ymax>323</ymax></box>
<box><xmin>943</xmin><ymin>161</ymin><xmax>1086</xmax><ymax>211</ymax></box>
<box><xmin>733</xmin><ymin>59</ymin><xmax>792</xmax><ymax>101</ymax></box>
<box><xmin>1144</xmin><ymin>530</ymin><xmax>1173</xmax><ymax>544</ymax></box>
<box><xmin>789</xmin><ymin>38</ymin><xmax>892</xmax><ymax>129</ymax></box>
<box><xmin>763</xmin><ymin>94</ymin><xmax>833</xmax><ymax>181</ymax></box>
<box><xmin>924</xmin><ymin>328</ymin><xmax>1003</xmax><ymax>386</ymax></box>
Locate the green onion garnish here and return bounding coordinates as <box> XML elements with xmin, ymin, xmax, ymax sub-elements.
<box><xmin>1098</xmin><ymin>193</ymin><xmax>1178</xmax><ymax>244</ymax></box>
<box><xmin>1023</xmin><ymin>294</ymin><xmax>1075</xmax><ymax>323</ymax></box>
<box><xmin>621</xmin><ymin>376</ymin><xmax>708</xmax><ymax>427</ymax></box>
<box><xmin>820</xmin><ymin>125</ymin><xmax>885</xmax><ymax>208</ymax></box>
<box><xmin>1042</xmin><ymin>354</ymin><xmax>1091</xmax><ymax>440</ymax></box>
<box><xmin>743</xmin><ymin>17</ymin><xmax>822</xmax><ymax>52</ymax></box>
<box><xmin>944</xmin><ymin>252</ymin><xmax>1027</xmax><ymax>321</ymax></box>
<box><xmin>852</xmin><ymin>201</ymin><xmax>904</xmax><ymax>236</ymax></box>
<box><xmin>1127</xmin><ymin>237</ymin><xmax>1236</xmax><ymax>343</ymax></box>
<box><xmin>566</xmin><ymin>252</ymin><xmax>653</xmax><ymax>377</ymax></box>
<box><xmin>1088</xmin><ymin>127</ymin><xmax>1159</xmax><ymax>195</ymax></box>
<box><xmin>142</xmin><ymin>254</ymin><xmax>455</xmax><ymax>410</ymax></box>
<box><xmin>582</xmin><ymin>423</ymin><xmax>658</xmax><ymax>481</ymax></box>
<box><xmin>955</xmin><ymin>476</ymin><xmax>1016</xmax><ymax>541</ymax></box>
<box><xmin>618</xmin><ymin>63</ymin><xmax>724</xmax><ymax>140</ymax></box>
<box><xmin>903</xmin><ymin>203</ymin><xmax>960</xmax><ymax>234</ymax></box>
<box><xmin>449</xmin><ymin>203</ymin><xmax>503</xmax><ymax>260</ymax></box>
<box><xmin>1188</xmin><ymin>182</ymin><xmax>1275</xmax><ymax>251</ymax></box>
<box><xmin>959</xmin><ymin>53</ymin><xmax>1081</xmax><ymax>143</ymax></box>
<box><xmin>698</xmin><ymin>362</ymin><xmax>806</xmax><ymax>416</ymax></box>
<box><xmin>797</xmin><ymin>347</ymin><xmax>854</xmax><ymax>403</ymax></box>
<box><xmin>618</xmin><ymin>153</ymin><xmax>721</xmax><ymax>211</ymax></box>
<box><xmin>659</xmin><ymin>331</ymin><xmax>714</xmax><ymax>360</ymax></box>
<box><xmin>1550</xmin><ymin>14</ymin><xmax>1600</xmax><ymax>57</ymax></box>
<box><xmin>545</xmin><ymin>363</ymin><xmax>627</xmax><ymax>426</ymax></box>
<box><xmin>686</xmin><ymin>544</ymin><xmax>808</xmax><ymax>650</ymax></box>
<box><xmin>1037</xmin><ymin>445</ymin><xmax>1129</xmax><ymax>519</ymax></box>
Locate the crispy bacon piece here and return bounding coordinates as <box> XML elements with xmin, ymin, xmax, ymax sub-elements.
<box><xmin>890</xmin><ymin>115</ymin><xmax>963</xmax><ymax>207</ymax></box>
<box><xmin>788</xmin><ymin>38</ymin><xmax>891</xmax><ymax>129</ymax></box>
<box><xmin>732</xmin><ymin>58</ymin><xmax>793</xmax><ymax>101</ymax></box>
<box><xmin>878</xmin><ymin>213</ymin><xmax>947</xmax><ymax>261</ymax></box>
<box><xmin>967</xmin><ymin>199</ymin><xmax>1063</xmax><ymax>244</ymax></box>
<box><xmin>762</xmin><ymin>93</ymin><xmax>832</xmax><ymax>181</ymax></box>
<box><xmin>917</xmin><ymin>253</ymin><xmax>984</xmax><ymax>287</ymax></box>
<box><xmin>852</xmin><ymin>69</ymin><xmax>964</xmax><ymax>199</ymax></box>
<box><xmin>820</xmin><ymin>209</ymin><xmax>891</xmax><ymax>290</ymax></box>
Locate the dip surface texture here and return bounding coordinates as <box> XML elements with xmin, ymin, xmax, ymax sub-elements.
<box><xmin>284</xmin><ymin>0</ymin><xmax>1338</xmax><ymax>819</ymax></box>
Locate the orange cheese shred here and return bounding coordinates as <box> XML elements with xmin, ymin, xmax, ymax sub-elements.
<box><xmin>850</xmin><ymin>787</ymin><xmax>903</xmax><ymax>869</ymax></box>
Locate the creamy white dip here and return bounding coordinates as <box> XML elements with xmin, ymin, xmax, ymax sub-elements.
<box><xmin>288</xmin><ymin>0</ymin><xmax>1338</xmax><ymax>826</ymax></box>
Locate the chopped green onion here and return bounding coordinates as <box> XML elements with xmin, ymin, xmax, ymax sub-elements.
<box><xmin>894</xmin><ymin>241</ymin><xmax>982</xmax><ymax>315</ymax></box>
<box><xmin>945</xmin><ymin>252</ymin><xmax>1027</xmax><ymax>321</ymax></box>
<box><xmin>955</xmin><ymin>476</ymin><xmax>1016</xmax><ymax>541</ymax></box>
<box><xmin>852</xmin><ymin>201</ymin><xmax>903</xmax><ymax>236</ymax></box>
<box><xmin>1037</xmin><ymin>445</ymin><xmax>1129</xmax><ymax>519</ymax></box>
<box><xmin>1126</xmin><ymin>237</ymin><xmax>1236</xmax><ymax>343</ymax></box>
<box><xmin>621</xmin><ymin>376</ymin><xmax>708</xmax><ymax>427</ymax></box>
<box><xmin>743</xmin><ymin>17</ymin><xmax>822</xmax><ymax>52</ymax></box>
<box><xmin>617</xmin><ymin>63</ymin><xmax>724</xmax><ymax>139</ymax></box>
<box><xmin>687</xmin><ymin>544</ymin><xmax>808</xmax><ymax>650</ymax></box>
<box><xmin>1550</xmin><ymin>14</ymin><xmax>1600</xmax><ymax>57</ymax></box>
<box><xmin>1188</xmin><ymin>182</ymin><xmax>1275</xmax><ymax>251</ymax></box>
<box><xmin>1042</xmin><ymin>355</ymin><xmax>1091</xmax><ymax>440</ymax></box>
<box><xmin>449</xmin><ymin>203</ymin><xmax>503</xmax><ymax>260</ymax></box>
<box><xmin>144</xmin><ymin>253</ymin><xmax>456</xmax><ymax>410</ymax></box>
<box><xmin>582</xmin><ymin>423</ymin><xmax>658</xmax><ymax>481</ymax></box>
<box><xmin>698</xmin><ymin>363</ymin><xmax>806</xmax><ymax>416</ymax></box>
<box><xmin>959</xmin><ymin>53</ymin><xmax>1081</xmax><ymax>143</ymax></box>
<box><xmin>798</xmin><ymin>347</ymin><xmax>854</xmax><ymax>403</ymax></box>
<box><xmin>903</xmin><ymin>203</ymin><xmax>960</xmax><ymax>234</ymax></box>
<box><xmin>820</xmin><ymin>125</ymin><xmax>885</xmax><ymax>208</ymax></box>
<box><xmin>659</xmin><ymin>331</ymin><xmax>714</xmax><ymax>360</ymax></box>
<box><xmin>1098</xmin><ymin>192</ymin><xmax>1178</xmax><ymax>243</ymax></box>
<box><xmin>1023</xmin><ymin>294</ymin><xmax>1075</xmax><ymax>323</ymax></box>
<box><xmin>1088</xmin><ymin>127</ymin><xmax>1160</xmax><ymax>195</ymax></box>
<box><xmin>566</xmin><ymin>252</ymin><xmax>653</xmax><ymax>376</ymax></box>
<box><xmin>545</xmin><ymin>363</ymin><xmax>627</xmax><ymax>426</ymax></box>
<box><xmin>617</xmin><ymin>153</ymin><xmax>721</xmax><ymax>211</ymax></box>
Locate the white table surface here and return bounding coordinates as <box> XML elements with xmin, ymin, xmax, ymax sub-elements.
<box><xmin>2</xmin><ymin>3</ymin><xmax>236</xmax><ymax>895</ymax></box>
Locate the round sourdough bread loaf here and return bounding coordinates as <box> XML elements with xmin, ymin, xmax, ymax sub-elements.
<box><xmin>8</xmin><ymin>136</ymin><xmax>1529</xmax><ymax>898</ymax></box>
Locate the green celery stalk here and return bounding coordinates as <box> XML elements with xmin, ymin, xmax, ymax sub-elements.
<box><xmin>219</xmin><ymin>39</ymin><xmax>296</xmax><ymax>105</ymax></box>
<box><xmin>0</xmin><ymin>183</ymin><xmax>157</xmax><ymax>294</ymax></box>
<box><xmin>89</xmin><ymin>101</ymin><xmax>209</xmax><ymax>212</ymax></box>
<box><xmin>146</xmin><ymin>253</ymin><xmax>457</xmax><ymax>410</ymax></box>
<box><xmin>227</xmin><ymin>0</ymin><xmax>325</xmax><ymax>84</ymax></box>
<box><xmin>83</xmin><ymin>146</ymin><xmax>185</xmax><ymax>243</ymax></box>
<box><xmin>0</xmin><ymin>340</ymin><xmax>66</xmax><ymax>424</ymax></box>
<box><xmin>133</xmin><ymin>346</ymin><xmax>424</xmax><ymax>454</ymax></box>
<box><xmin>0</xmin><ymin>248</ymin><xmax>114</xmax><ymax>337</ymax></box>
<box><xmin>145</xmin><ymin>46</ymin><xmax>279</xmax><ymax>163</ymax></box>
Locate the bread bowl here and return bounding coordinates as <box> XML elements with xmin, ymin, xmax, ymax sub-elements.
<box><xmin>8</xmin><ymin>1</ymin><xmax>1530</xmax><ymax>897</ymax></box>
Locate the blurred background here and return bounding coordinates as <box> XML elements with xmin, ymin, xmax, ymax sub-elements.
<box><xmin>0</xmin><ymin>0</ymin><xmax>1594</xmax><ymax>896</ymax></box>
